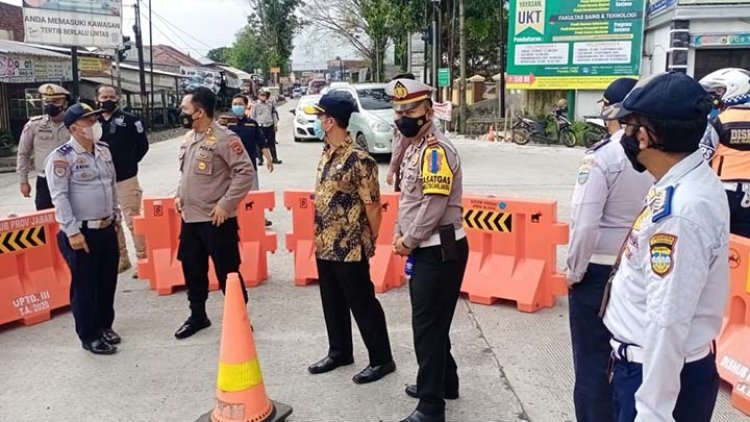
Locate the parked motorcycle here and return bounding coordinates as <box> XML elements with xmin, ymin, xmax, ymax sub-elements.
<box><xmin>512</xmin><ymin>111</ymin><xmax>577</xmax><ymax>147</ymax></box>
<box><xmin>582</xmin><ymin>115</ymin><xmax>608</xmax><ymax>148</ymax></box>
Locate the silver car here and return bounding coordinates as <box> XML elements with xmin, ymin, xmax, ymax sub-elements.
<box><xmin>327</xmin><ymin>83</ymin><xmax>394</xmax><ymax>155</ymax></box>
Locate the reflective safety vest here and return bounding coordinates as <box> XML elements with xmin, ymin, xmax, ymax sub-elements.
<box><xmin>711</xmin><ymin>106</ymin><xmax>750</xmax><ymax>182</ymax></box>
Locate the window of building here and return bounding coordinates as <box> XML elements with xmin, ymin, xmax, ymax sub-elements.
<box><xmin>694</xmin><ymin>48</ymin><xmax>750</xmax><ymax>80</ymax></box>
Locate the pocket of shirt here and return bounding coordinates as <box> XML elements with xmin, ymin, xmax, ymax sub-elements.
<box><xmin>193</xmin><ymin>158</ymin><xmax>214</xmax><ymax>176</ymax></box>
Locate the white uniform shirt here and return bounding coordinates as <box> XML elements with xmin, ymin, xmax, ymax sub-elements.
<box><xmin>566</xmin><ymin>130</ymin><xmax>654</xmax><ymax>283</ymax></box>
<box><xmin>603</xmin><ymin>151</ymin><xmax>730</xmax><ymax>421</ymax></box>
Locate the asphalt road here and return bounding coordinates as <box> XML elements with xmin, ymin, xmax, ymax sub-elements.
<box><xmin>0</xmin><ymin>100</ymin><xmax>744</xmax><ymax>421</ymax></box>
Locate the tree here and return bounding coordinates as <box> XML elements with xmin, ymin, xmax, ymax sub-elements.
<box><xmin>207</xmin><ymin>47</ymin><xmax>231</xmax><ymax>64</ymax></box>
<box><xmin>249</xmin><ymin>0</ymin><xmax>304</xmax><ymax>75</ymax></box>
<box><xmin>228</xmin><ymin>25</ymin><xmax>266</xmax><ymax>74</ymax></box>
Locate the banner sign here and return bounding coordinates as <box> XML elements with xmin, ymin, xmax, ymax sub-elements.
<box><xmin>180</xmin><ymin>67</ymin><xmax>222</xmax><ymax>94</ymax></box>
<box><xmin>0</xmin><ymin>54</ymin><xmax>72</xmax><ymax>83</ymax></box>
<box><xmin>507</xmin><ymin>0</ymin><xmax>646</xmax><ymax>90</ymax></box>
<box><xmin>23</xmin><ymin>0</ymin><xmax>123</xmax><ymax>48</ymax></box>
<box><xmin>692</xmin><ymin>33</ymin><xmax>750</xmax><ymax>47</ymax></box>
<box><xmin>433</xmin><ymin>101</ymin><xmax>453</xmax><ymax>122</ymax></box>
<box><xmin>648</xmin><ymin>0</ymin><xmax>677</xmax><ymax>16</ymax></box>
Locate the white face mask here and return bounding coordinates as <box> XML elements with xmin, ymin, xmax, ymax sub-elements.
<box><xmin>87</xmin><ymin>122</ymin><xmax>103</xmax><ymax>141</ymax></box>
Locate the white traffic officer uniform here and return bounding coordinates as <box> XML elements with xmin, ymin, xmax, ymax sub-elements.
<box><xmin>567</xmin><ymin>130</ymin><xmax>653</xmax><ymax>283</ymax></box>
<box><xmin>603</xmin><ymin>150</ymin><xmax>730</xmax><ymax>421</ymax></box>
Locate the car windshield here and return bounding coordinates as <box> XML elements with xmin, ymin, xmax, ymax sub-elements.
<box><xmin>299</xmin><ymin>97</ymin><xmax>319</xmax><ymax>106</ymax></box>
<box><xmin>356</xmin><ymin>88</ymin><xmax>392</xmax><ymax>110</ymax></box>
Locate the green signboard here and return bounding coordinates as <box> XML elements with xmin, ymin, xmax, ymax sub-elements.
<box><xmin>507</xmin><ymin>0</ymin><xmax>646</xmax><ymax>90</ymax></box>
<box><xmin>438</xmin><ymin>68</ymin><xmax>451</xmax><ymax>87</ymax></box>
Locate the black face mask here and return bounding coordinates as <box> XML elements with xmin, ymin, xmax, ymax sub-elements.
<box><xmin>395</xmin><ymin>114</ymin><xmax>428</xmax><ymax>138</ymax></box>
<box><xmin>44</xmin><ymin>104</ymin><xmax>63</xmax><ymax>117</ymax></box>
<box><xmin>99</xmin><ymin>100</ymin><xmax>118</xmax><ymax>113</ymax></box>
<box><xmin>620</xmin><ymin>134</ymin><xmax>647</xmax><ymax>173</ymax></box>
<box><xmin>178</xmin><ymin>111</ymin><xmax>197</xmax><ymax>129</ymax></box>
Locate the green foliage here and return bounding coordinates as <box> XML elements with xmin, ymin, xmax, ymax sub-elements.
<box><xmin>207</xmin><ymin>47</ymin><xmax>231</xmax><ymax>64</ymax></box>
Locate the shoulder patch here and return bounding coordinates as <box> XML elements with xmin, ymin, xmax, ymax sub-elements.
<box><xmin>134</xmin><ymin>120</ymin><xmax>144</xmax><ymax>134</ymax></box>
<box><xmin>650</xmin><ymin>233</ymin><xmax>677</xmax><ymax>277</ymax></box>
<box><xmin>56</xmin><ymin>144</ymin><xmax>73</xmax><ymax>155</ymax></box>
<box><xmin>229</xmin><ymin>138</ymin><xmax>245</xmax><ymax>155</ymax></box>
<box><xmin>421</xmin><ymin>144</ymin><xmax>453</xmax><ymax>196</ymax></box>
<box><xmin>651</xmin><ymin>186</ymin><xmax>675</xmax><ymax>223</ymax></box>
<box><xmin>587</xmin><ymin>137</ymin><xmax>610</xmax><ymax>152</ymax></box>
<box><xmin>52</xmin><ymin>159</ymin><xmax>68</xmax><ymax>177</ymax></box>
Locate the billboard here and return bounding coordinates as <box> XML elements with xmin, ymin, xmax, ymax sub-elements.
<box><xmin>648</xmin><ymin>0</ymin><xmax>677</xmax><ymax>16</ymax></box>
<box><xmin>507</xmin><ymin>0</ymin><xmax>646</xmax><ymax>90</ymax></box>
<box><xmin>679</xmin><ymin>0</ymin><xmax>750</xmax><ymax>3</ymax></box>
<box><xmin>23</xmin><ymin>0</ymin><xmax>123</xmax><ymax>48</ymax></box>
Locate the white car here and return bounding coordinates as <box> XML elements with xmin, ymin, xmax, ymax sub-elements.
<box><xmin>291</xmin><ymin>95</ymin><xmax>322</xmax><ymax>142</ymax></box>
<box><xmin>326</xmin><ymin>83</ymin><xmax>394</xmax><ymax>155</ymax></box>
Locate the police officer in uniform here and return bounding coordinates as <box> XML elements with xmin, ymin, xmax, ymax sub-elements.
<box><xmin>174</xmin><ymin>87</ymin><xmax>255</xmax><ymax>339</ymax></box>
<box><xmin>386</xmin><ymin>79</ymin><xmax>468</xmax><ymax>422</ymax></box>
<box><xmin>698</xmin><ymin>68</ymin><xmax>750</xmax><ymax>236</ymax></box>
<box><xmin>566</xmin><ymin>78</ymin><xmax>653</xmax><ymax>421</ymax></box>
<box><xmin>95</xmin><ymin>84</ymin><xmax>150</xmax><ymax>274</ymax></box>
<box><xmin>601</xmin><ymin>72</ymin><xmax>729</xmax><ymax>421</ymax></box>
<box><xmin>251</xmin><ymin>90</ymin><xmax>282</xmax><ymax>165</ymax></box>
<box><xmin>46</xmin><ymin>103</ymin><xmax>121</xmax><ymax>355</ymax></box>
<box><xmin>304</xmin><ymin>91</ymin><xmax>396</xmax><ymax>384</ymax></box>
<box><xmin>17</xmin><ymin>83</ymin><xmax>71</xmax><ymax>210</ymax></box>
<box><xmin>226</xmin><ymin>94</ymin><xmax>274</xmax><ymax>189</ymax></box>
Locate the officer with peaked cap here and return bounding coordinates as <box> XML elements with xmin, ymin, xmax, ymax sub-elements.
<box><xmin>565</xmin><ymin>78</ymin><xmax>653</xmax><ymax>421</ymax></box>
<box><xmin>600</xmin><ymin>72</ymin><xmax>729</xmax><ymax>421</ymax></box>
<box><xmin>17</xmin><ymin>83</ymin><xmax>71</xmax><ymax>210</ymax></box>
<box><xmin>386</xmin><ymin>78</ymin><xmax>468</xmax><ymax>422</ymax></box>
<box><xmin>46</xmin><ymin>103</ymin><xmax>122</xmax><ymax>355</ymax></box>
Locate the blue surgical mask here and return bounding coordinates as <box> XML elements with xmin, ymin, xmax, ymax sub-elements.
<box><xmin>231</xmin><ymin>105</ymin><xmax>246</xmax><ymax>117</ymax></box>
<box><xmin>312</xmin><ymin>119</ymin><xmax>325</xmax><ymax>139</ymax></box>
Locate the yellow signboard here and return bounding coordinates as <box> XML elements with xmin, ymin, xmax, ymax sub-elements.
<box><xmin>505</xmin><ymin>75</ymin><xmax>641</xmax><ymax>90</ymax></box>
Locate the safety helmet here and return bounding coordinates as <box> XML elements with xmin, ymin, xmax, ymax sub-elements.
<box><xmin>699</xmin><ymin>68</ymin><xmax>750</xmax><ymax>106</ymax></box>
<box><xmin>556</xmin><ymin>98</ymin><xmax>568</xmax><ymax>108</ymax></box>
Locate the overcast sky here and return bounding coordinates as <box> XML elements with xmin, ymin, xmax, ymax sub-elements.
<box><xmin>5</xmin><ymin>0</ymin><xmax>356</xmax><ymax>68</ymax></box>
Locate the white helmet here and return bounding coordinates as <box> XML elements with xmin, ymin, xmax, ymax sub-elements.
<box><xmin>699</xmin><ymin>68</ymin><xmax>750</xmax><ymax>104</ymax></box>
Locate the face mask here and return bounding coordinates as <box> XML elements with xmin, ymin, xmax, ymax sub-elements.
<box><xmin>179</xmin><ymin>111</ymin><xmax>197</xmax><ymax>129</ymax></box>
<box><xmin>99</xmin><ymin>100</ymin><xmax>118</xmax><ymax>113</ymax></box>
<box><xmin>620</xmin><ymin>134</ymin><xmax>647</xmax><ymax>173</ymax></box>
<box><xmin>231</xmin><ymin>105</ymin><xmax>246</xmax><ymax>117</ymax></box>
<box><xmin>396</xmin><ymin>114</ymin><xmax>428</xmax><ymax>138</ymax></box>
<box><xmin>79</xmin><ymin>122</ymin><xmax>103</xmax><ymax>142</ymax></box>
<box><xmin>44</xmin><ymin>104</ymin><xmax>63</xmax><ymax>117</ymax></box>
<box><xmin>312</xmin><ymin>119</ymin><xmax>326</xmax><ymax>140</ymax></box>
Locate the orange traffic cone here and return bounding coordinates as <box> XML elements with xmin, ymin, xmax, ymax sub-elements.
<box><xmin>487</xmin><ymin>125</ymin><xmax>496</xmax><ymax>142</ymax></box>
<box><xmin>197</xmin><ymin>273</ymin><xmax>292</xmax><ymax>422</ymax></box>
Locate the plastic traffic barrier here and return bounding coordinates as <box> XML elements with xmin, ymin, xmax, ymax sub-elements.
<box><xmin>459</xmin><ymin>196</ymin><xmax>568</xmax><ymax>312</ymax></box>
<box><xmin>0</xmin><ymin>211</ymin><xmax>71</xmax><ymax>327</ymax></box>
<box><xmin>716</xmin><ymin>235</ymin><xmax>750</xmax><ymax>417</ymax></box>
<box><xmin>283</xmin><ymin>190</ymin><xmax>405</xmax><ymax>292</ymax></box>
<box><xmin>133</xmin><ymin>191</ymin><xmax>277</xmax><ymax>296</ymax></box>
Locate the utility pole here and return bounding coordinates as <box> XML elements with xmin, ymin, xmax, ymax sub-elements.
<box><xmin>459</xmin><ymin>0</ymin><xmax>466</xmax><ymax>134</ymax></box>
<box><xmin>499</xmin><ymin>0</ymin><xmax>506</xmax><ymax>118</ymax></box>
<box><xmin>70</xmin><ymin>47</ymin><xmax>79</xmax><ymax>101</ymax></box>
<box><xmin>431</xmin><ymin>0</ymin><xmax>441</xmax><ymax>91</ymax></box>
<box><xmin>115</xmin><ymin>48</ymin><xmax>122</xmax><ymax>95</ymax></box>
<box><xmin>133</xmin><ymin>0</ymin><xmax>149</xmax><ymax>127</ymax></box>
<box><xmin>148</xmin><ymin>0</ymin><xmax>155</xmax><ymax>124</ymax></box>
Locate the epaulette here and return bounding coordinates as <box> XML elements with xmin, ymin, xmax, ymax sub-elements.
<box><xmin>244</xmin><ymin>122</ymin><xmax>257</xmax><ymax>127</ymax></box>
<box><xmin>587</xmin><ymin>137</ymin><xmax>610</xmax><ymax>152</ymax></box>
<box><xmin>56</xmin><ymin>144</ymin><xmax>73</xmax><ymax>155</ymax></box>
<box><xmin>651</xmin><ymin>186</ymin><xmax>675</xmax><ymax>223</ymax></box>
<box><xmin>96</xmin><ymin>141</ymin><xmax>110</xmax><ymax>148</ymax></box>
<box><xmin>425</xmin><ymin>134</ymin><xmax>439</xmax><ymax>147</ymax></box>
<box><xmin>28</xmin><ymin>115</ymin><xmax>44</xmax><ymax>122</ymax></box>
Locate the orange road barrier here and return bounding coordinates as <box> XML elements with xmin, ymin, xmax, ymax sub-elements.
<box><xmin>134</xmin><ymin>191</ymin><xmax>276</xmax><ymax>295</ymax></box>
<box><xmin>197</xmin><ymin>273</ymin><xmax>292</xmax><ymax>422</ymax></box>
<box><xmin>459</xmin><ymin>196</ymin><xmax>568</xmax><ymax>312</ymax></box>
<box><xmin>284</xmin><ymin>190</ymin><xmax>405</xmax><ymax>292</ymax></box>
<box><xmin>0</xmin><ymin>211</ymin><xmax>71</xmax><ymax>327</ymax></box>
<box><xmin>283</xmin><ymin>190</ymin><xmax>317</xmax><ymax>286</ymax></box>
<box><xmin>717</xmin><ymin>235</ymin><xmax>750</xmax><ymax>417</ymax></box>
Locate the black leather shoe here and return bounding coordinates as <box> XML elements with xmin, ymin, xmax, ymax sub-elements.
<box><xmin>399</xmin><ymin>410</ymin><xmax>445</xmax><ymax>422</ymax></box>
<box><xmin>273</xmin><ymin>159</ymin><xmax>282</xmax><ymax>165</ymax></box>
<box><xmin>405</xmin><ymin>384</ymin><xmax>459</xmax><ymax>400</ymax></box>
<box><xmin>352</xmin><ymin>360</ymin><xmax>396</xmax><ymax>384</ymax></box>
<box><xmin>101</xmin><ymin>328</ymin><xmax>121</xmax><ymax>345</ymax></box>
<box><xmin>307</xmin><ymin>356</ymin><xmax>354</xmax><ymax>374</ymax></box>
<box><xmin>82</xmin><ymin>338</ymin><xmax>118</xmax><ymax>355</ymax></box>
<box><xmin>174</xmin><ymin>317</ymin><xmax>211</xmax><ymax>339</ymax></box>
